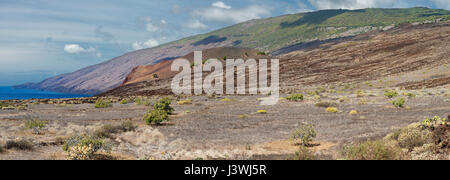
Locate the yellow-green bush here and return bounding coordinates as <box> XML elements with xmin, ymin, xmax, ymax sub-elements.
<box><xmin>326</xmin><ymin>107</ymin><xmax>339</xmax><ymax>113</ymax></box>
<box><xmin>177</xmin><ymin>98</ymin><xmax>192</xmax><ymax>105</ymax></box>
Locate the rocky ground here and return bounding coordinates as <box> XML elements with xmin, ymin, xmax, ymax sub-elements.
<box><xmin>1</xmin><ymin>83</ymin><xmax>449</xmax><ymax>160</ymax></box>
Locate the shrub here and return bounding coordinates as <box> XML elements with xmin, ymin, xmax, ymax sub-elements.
<box><xmin>356</xmin><ymin>90</ymin><xmax>365</xmax><ymax>97</ymax></box>
<box><xmin>341</xmin><ymin>140</ymin><xmax>405</xmax><ymax>160</ymax></box>
<box><xmin>384</xmin><ymin>90</ymin><xmax>399</xmax><ymax>98</ymax></box>
<box><xmin>257</xmin><ymin>51</ymin><xmax>266</xmax><ymax>55</ymax></box>
<box><xmin>62</xmin><ymin>135</ymin><xmax>111</xmax><ymax>160</ymax></box>
<box><xmin>5</xmin><ymin>139</ymin><xmax>33</xmax><ymax>150</ymax></box>
<box><xmin>153</xmin><ymin>97</ymin><xmax>174</xmax><ymax>114</ymax></box>
<box><xmin>291</xmin><ymin>124</ymin><xmax>317</xmax><ymax>147</ymax></box>
<box><xmin>391</xmin><ymin>98</ymin><xmax>405</xmax><ymax>108</ymax></box>
<box><xmin>406</xmin><ymin>93</ymin><xmax>416</xmax><ymax>98</ymax></box>
<box><xmin>421</xmin><ymin>116</ymin><xmax>447</xmax><ymax>127</ymax></box>
<box><xmin>397</xmin><ymin>125</ymin><xmax>432</xmax><ymax>151</ymax></box>
<box><xmin>286</xmin><ymin>94</ymin><xmax>304</xmax><ymax>101</ymax></box>
<box><xmin>326</xmin><ymin>107</ymin><xmax>339</xmax><ymax>113</ymax></box>
<box><xmin>93</xmin><ymin>121</ymin><xmax>137</xmax><ymax>138</ymax></box>
<box><xmin>177</xmin><ymin>98</ymin><xmax>192</xmax><ymax>105</ymax></box>
<box><xmin>257</xmin><ymin>110</ymin><xmax>267</xmax><ymax>114</ymax></box>
<box><xmin>220</xmin><ymin>98</ymin><xmax>232</xmax><ymax>102</ymax></box>
<box><xmin>315</xmin><ymin>101</ymin><xmax>338</xmax><ymax>108</ymax></box>
<box><xmin>349</xmin><ymin>110</ymin><xmax>358</xmax><ymax>115</ymax></box>
<box><xmin>289</xmin><ymin>146</ymin><xmax>317</xmax><ymax>160</ymax></box>
<box><xmin>120</xmin><ymin>99</ymin><xmax>128</xmax><ymax>104</ymax></box>
<box><xmin>94</xmin><ymin>99</ymin><xmax>112</xmax><ymax>108</ymax></box>
<box><xmin>152</xmin><ymin>73</ymin><xmax>159</xmax><ymax>79</ymax></box>
<box><xmin>143</xmin><ymin>109</ymin><xmax>169</xmax><ymax>125</ymax></box>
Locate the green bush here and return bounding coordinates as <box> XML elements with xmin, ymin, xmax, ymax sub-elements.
<box><xmin>5</xmin><ymin>139</ymin><xmax>33</xmax><ymax>151</ymax></box>
<box><xmin>289</xmin><ymin>146</ymin><xmax>317</xmax><ymax>160</ymax></box>
<box><xmin>94</xmin><ymin>99</ymin><xmax>112</xmax><ymax>108</ymax></box>
<box><xmin>291</xmin><ymin>124</ymin><xmax>317</xmax><ymax>146</ymax></box>
<box><xmin>153</xmin><ymin>97</ymin><xmax>174</xmax><ymax>114</ymax></box>
<box><xmin>62</xmin><ymin>135</ymin><xmax>111</xmax><ymax>160</ymax></box>
<box><xmin>391</xmin><ymin>98</ymin><xmax>405</xmax><ymax>108</ymax></box>
<box><xmin>384</xmin><ymin>90</ymin><xmax>399</xmax><ymax>98</ymax></box>
<box><xmin>257</xmin><ymin>51</ymin><xmax>266</xmax><ymax>55</ymax></box>
<box><xmin>341</xmin><ymin>140</ymin><xmax>405</xmax><ymax>160</ymax></box>
<box><xmin>143</xmin><ymin>109</ymin><xmax>169</xmax><ymax>125</ymax></box>
<box><xmin>286</xmin><ymin>94</ymin><xmax>304</xmax><ymax>101</ymax></box>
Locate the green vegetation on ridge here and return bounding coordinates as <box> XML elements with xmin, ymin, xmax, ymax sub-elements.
<box><xmin>171</xmin><ymin>7</ymin><xmax>450</xmax><ymax>51</ymax></box>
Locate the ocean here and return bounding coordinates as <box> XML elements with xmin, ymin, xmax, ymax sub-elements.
<box><xmin>0</xmin><ymin>86</ymin><xmax>91</xmax><ymax>100</ymax></box>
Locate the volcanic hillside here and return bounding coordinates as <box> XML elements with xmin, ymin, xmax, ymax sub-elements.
<box><xmin>99</xmin><ymin>21</ymin><xmax>450</xmax><ymax>97</ymax></box>
<box><xmin>17</xmin><ymin>8</ymin><xmax>450</xmax><ymax>95</ymax></box>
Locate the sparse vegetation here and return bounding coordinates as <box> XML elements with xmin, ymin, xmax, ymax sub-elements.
<box><xmin>291</xmin><ymin>124</ymin><xmax>316</xmax><ymax>147</ymax></box>
<box><xmin>341</xmin><ymin>140</ymin><xmax>405</xmax><ymax>160</ymax></box>
<box><xmin>286</xmin><ymin>94</ymin><xmax>304</xmax><ymax>101</ymax></box>
<box><xmin>94</xmin><ymin>99</ymin><xmax>112</xmax><ymax>108</ymax></box>
<box><xmin>5</xmin><ymin>139</ymin><xmax>33</xmax><ymax>151</ymax></box>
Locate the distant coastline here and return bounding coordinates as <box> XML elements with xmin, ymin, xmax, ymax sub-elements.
<box><xmin>0</xmin><ymin>86</ymin><xmax>91</xmax><ymax>100</ymax></box>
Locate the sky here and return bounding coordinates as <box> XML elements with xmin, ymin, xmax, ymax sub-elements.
<box><xmin>0</xmin><ymin>0</ymin><xmax>447</xmax><ymax>86</ymax></box>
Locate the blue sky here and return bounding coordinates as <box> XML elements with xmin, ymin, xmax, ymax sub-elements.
<box><xmin>0</xmin><ymin>0</ymin><xmax>447</xmax><ymax>86</ymax></box>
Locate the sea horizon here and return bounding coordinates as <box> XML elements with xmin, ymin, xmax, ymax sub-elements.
<box><xmin>0</xmin><ymin>86</ymin><xmax>91</xmax><ymax>100</ymax></box>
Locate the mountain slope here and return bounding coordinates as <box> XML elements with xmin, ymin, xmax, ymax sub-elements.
<box><xmin>17</xmin><ymin>7</ymin><xmax>450</xmax><ymax>94</ymax></box>
<box><xmin>99</xmin><ymin>21</ymin><xmax>450</xmax><ymax>97</ymax></box>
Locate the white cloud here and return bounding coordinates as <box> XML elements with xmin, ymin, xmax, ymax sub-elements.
<box><xmin>193</xmin><ymin>5</ymin><xmax>271</xmax><ymax>23</ymax></box>
<box><xmin>161</xmin><ymin>20</ymin><xmax>167</xmax><ymax>24</ymax></box>
<box><xmin>308</xmin><ymin>0</ymin><xmax>395</xmax><ymax>10</ymax></box>
<box><xmin>212</xmin><ymin>1</ymin><xmax>232</xmax><ymax>9</ymax></box>
<box><xmin>64</xmin><ymin>44</ymin><xmax>101</xmax><ymax>57</ymax></box>
<box><xmin>146</xmin><ymin>23</ymin><xmax>159</xmax><ymax>32</ymax></box>
<box><xmin>132</xmin><ymin>39</ymin><xmax>159</xmax><ymax>50</ymax></box>
<box><xmin>431</xmin><ymin>0</ymin><xmax>450</xmax><ymax>10</ymax></box>
<box><xmin>184</xmin><ymin>20</ymin><xmax>209</xmax><ymax>29</ymax></box>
